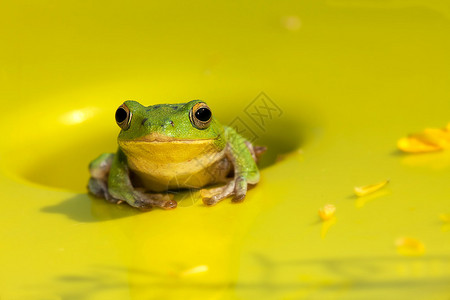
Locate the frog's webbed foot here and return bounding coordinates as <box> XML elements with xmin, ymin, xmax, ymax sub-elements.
<box><xmin>131</xmin><ymin>190</ymin><xmax>177</xmax><ymax>210</ymax></box>
<box><xmin>201</xmin><ymin>176</ymin><xmax>248</xmax><ymax>206</ymax></box>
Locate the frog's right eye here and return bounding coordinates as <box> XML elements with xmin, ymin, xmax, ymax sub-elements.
<box><xmin>115</xmin><ymin>104</ymin><xmax>132</xmax><ymax>130</ymax></box>
<box><xmin>190</xmin><ymin>102</ymin><xmax>212</xmax><ymax>130</ymax></box>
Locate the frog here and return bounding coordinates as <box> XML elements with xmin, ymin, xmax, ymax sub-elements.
<box><xmin>87</xmin><ymin>100</ymin><xmax>266</xmax><ymax>210</ymax></box>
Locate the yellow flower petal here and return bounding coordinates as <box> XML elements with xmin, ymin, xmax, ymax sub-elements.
<box><xmin>318</xmin><ymin>204</ymin><xmax>336</xmax><ymax>221</ymax></box>
<box><xmin>397</xmin><ymin>136</ymin><xmax>443</xmax><ymax>153</ymax></box>
<box><xmin>354</xmin><ymin>179</ymin><xmax>389</xmax><ymax>197</ymax></box>
<box><xmin>398</xmin><ymin>123</ymin><xmax>450</xmax><ymax>153</ymax></box>
<box><xmin>395</xmin><ymin>237</ymin><xmax>425</xmax><ymax>256</ymax></box>
<box><xmin>418</xmin><ymin>128</ymin><xmax>450</xmax><ymax>148</ymax></box>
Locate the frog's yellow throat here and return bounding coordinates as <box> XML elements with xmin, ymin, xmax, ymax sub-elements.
<box><xmin>118</xmin><ymin>132</ymin><xmax>227</xmax><ymax>191</ymax></box>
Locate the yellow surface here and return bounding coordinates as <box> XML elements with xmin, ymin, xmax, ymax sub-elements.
<box><xmin>1</xmin><ymin>1</ymin><xmax>450</xmax><ymax>299</ymax></box>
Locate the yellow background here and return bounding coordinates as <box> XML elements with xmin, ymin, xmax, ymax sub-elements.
<box><xmin>0</xmin><ymin>1</ymin><xmax>449</xmax><ymax>299</ymax></box>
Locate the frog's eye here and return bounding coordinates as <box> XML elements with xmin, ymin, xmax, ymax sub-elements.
<box><xmin>115</xmin><ymin>104</ymin><xmax>132</xmax><ymax>130</ymax></box>
<box><xmin>190</xmin><ymin>102</ymin><xmax>212</xmax><ymax>129</ymax></box>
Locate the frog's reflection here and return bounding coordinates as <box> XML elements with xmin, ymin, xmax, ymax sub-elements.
<box><xmin>48</xmin><ymin>254</ymin><xmax>450</xmax><ymax>299</ymax></box>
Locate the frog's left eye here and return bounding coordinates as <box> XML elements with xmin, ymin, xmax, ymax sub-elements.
<box><xmin>115</xmin><ymin>104</ymin><xmax>132</xmax><ymax>130</ymax></box>
<box><xmin>190</xmin><ymin>102</ymin><xmax>212</xmax><ymax>129</ymax></box>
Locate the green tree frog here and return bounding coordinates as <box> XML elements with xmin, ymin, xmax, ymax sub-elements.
<box><xmin>88</xmin><ymin>100</ymin><xmax>266</xmax><ymax>210</ymax></box>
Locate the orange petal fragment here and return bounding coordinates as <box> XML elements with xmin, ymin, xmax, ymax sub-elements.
<box><xmin>318</xmin><ymin>204</ymin><xmax>336</xmax><ymax>221</ymax></box>
<box><xmin>354</xmin><ymin>179</ymin><xmax>389</xmax><ymax>197</ymax></box>
<box><xmin>395</xmin><ymin>237</ymin><xmax>425</xmax><ymax>256</ymax></box>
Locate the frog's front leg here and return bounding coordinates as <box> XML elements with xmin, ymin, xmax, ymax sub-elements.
<box><xmin>96</xmin><ymin>149</ymin><xmax>176</xmax><ymax>210</ymax></box>
<box><xmin>201</xmin><ymin>127</ymin><xmax>261</xmax><ymax>206</ymax></box>
<box><xmin>88</xmin><ymin>153</ymin><xmax>120</xmax><ymax>203</ymax></box>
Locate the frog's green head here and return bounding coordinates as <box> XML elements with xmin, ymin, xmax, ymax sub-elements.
<box><xmin>115</xmin><ymin>100</ymin><xmax>223</xmax><ymax>143</ymax></box>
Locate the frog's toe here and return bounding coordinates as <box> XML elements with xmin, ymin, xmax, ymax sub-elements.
<box><xmin>133</xmin><ymin>192</ymin><xmax>177</xmax><ymax>210</ymax></box>
<box><xmin>232</xmin><ymin>176</ymin><xmax>247</xmax><ymax>202</ymax></box>
<box><xmin>200</xmin><ymin>180</ymin><xmax>236</xmax><ymax>206</ymax></box>
<box><xmin>88</xmin><ymin>178</ymin><xmax>121</xmax><ymax>204</ymax></box>
<box><xmin>254</xmin><ymin>146</ymin><xmax>267</xmax><ymax>160</ymax></box>
<box><xmin>202</xmin><ymin>194</ymin><xmax>229</xmax><ymax>206</ymax></box>
<box><xmin>232</xmin><ymin>193</ymin><xmax>246</xmax><ymax>203</ymax></box>
<box><xmin>202</xmin><ymin>197</ymin><xmax>219</xmax><ymax>206</ymax></box>
<box><xmin>88</xmin><ymin>178</ymin><xmax>106</xmax><ymax>198</ymax></box>
<box><xmin>161</xmin><ymin>198</ymin><xmax>178</xmax><ymax>209</ymax></box>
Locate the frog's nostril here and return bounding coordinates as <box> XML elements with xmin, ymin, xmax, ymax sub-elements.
<box><xmin>140</xmin><ymin>118</ymin><xmax>148</xmax><ymax>127</ymax></box>
<box><xmin>160</xmin><ymin>119</ymin><xmax>174</xmax><ymax>128</ymax></box>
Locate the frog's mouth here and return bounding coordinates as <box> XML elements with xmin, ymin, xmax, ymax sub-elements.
<box><xmin>120</xmin><ymin>132</ymin><xmax>219</xmax><ymax>143</ymax></box>
<box><xmin>117</xmin><ymin>132</ymin><xmax>226</xmax><ymax>172</ymax></box>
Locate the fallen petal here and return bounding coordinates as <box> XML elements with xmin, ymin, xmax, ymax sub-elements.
<box><xmin>418</xmin><ymin>128</ymin><xmax>450</xmax><ymax>148</ymax></box>
<box><xmin>397</xmin><ymin>136</ymin><xmax>442</xmax><ymax>153</ymax></box>
<box><xmin>318</xmin><ymin>204</ymin><xmax>336</xmax><ymax>221</ymax></box>
<box><xmin>398</xmin><ymin>122</ymin><xmax>450</xmax><ymax>153</ymax></box>
<box><xmin>354</xmin><ymin>179</ymin><xmax>389</xmax><ymax>197</ymax></box>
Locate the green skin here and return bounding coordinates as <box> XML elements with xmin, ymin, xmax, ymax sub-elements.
<box><xmin>88</xmin><ymin>100</ymin><xmax>265</xmax><ymax>210</ymax></box>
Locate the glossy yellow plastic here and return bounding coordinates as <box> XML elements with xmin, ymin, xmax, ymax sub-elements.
<box><xmin>1</xmin><ymin>1</ymin><xmax>450</xmax><ymax>299</ymax></box>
